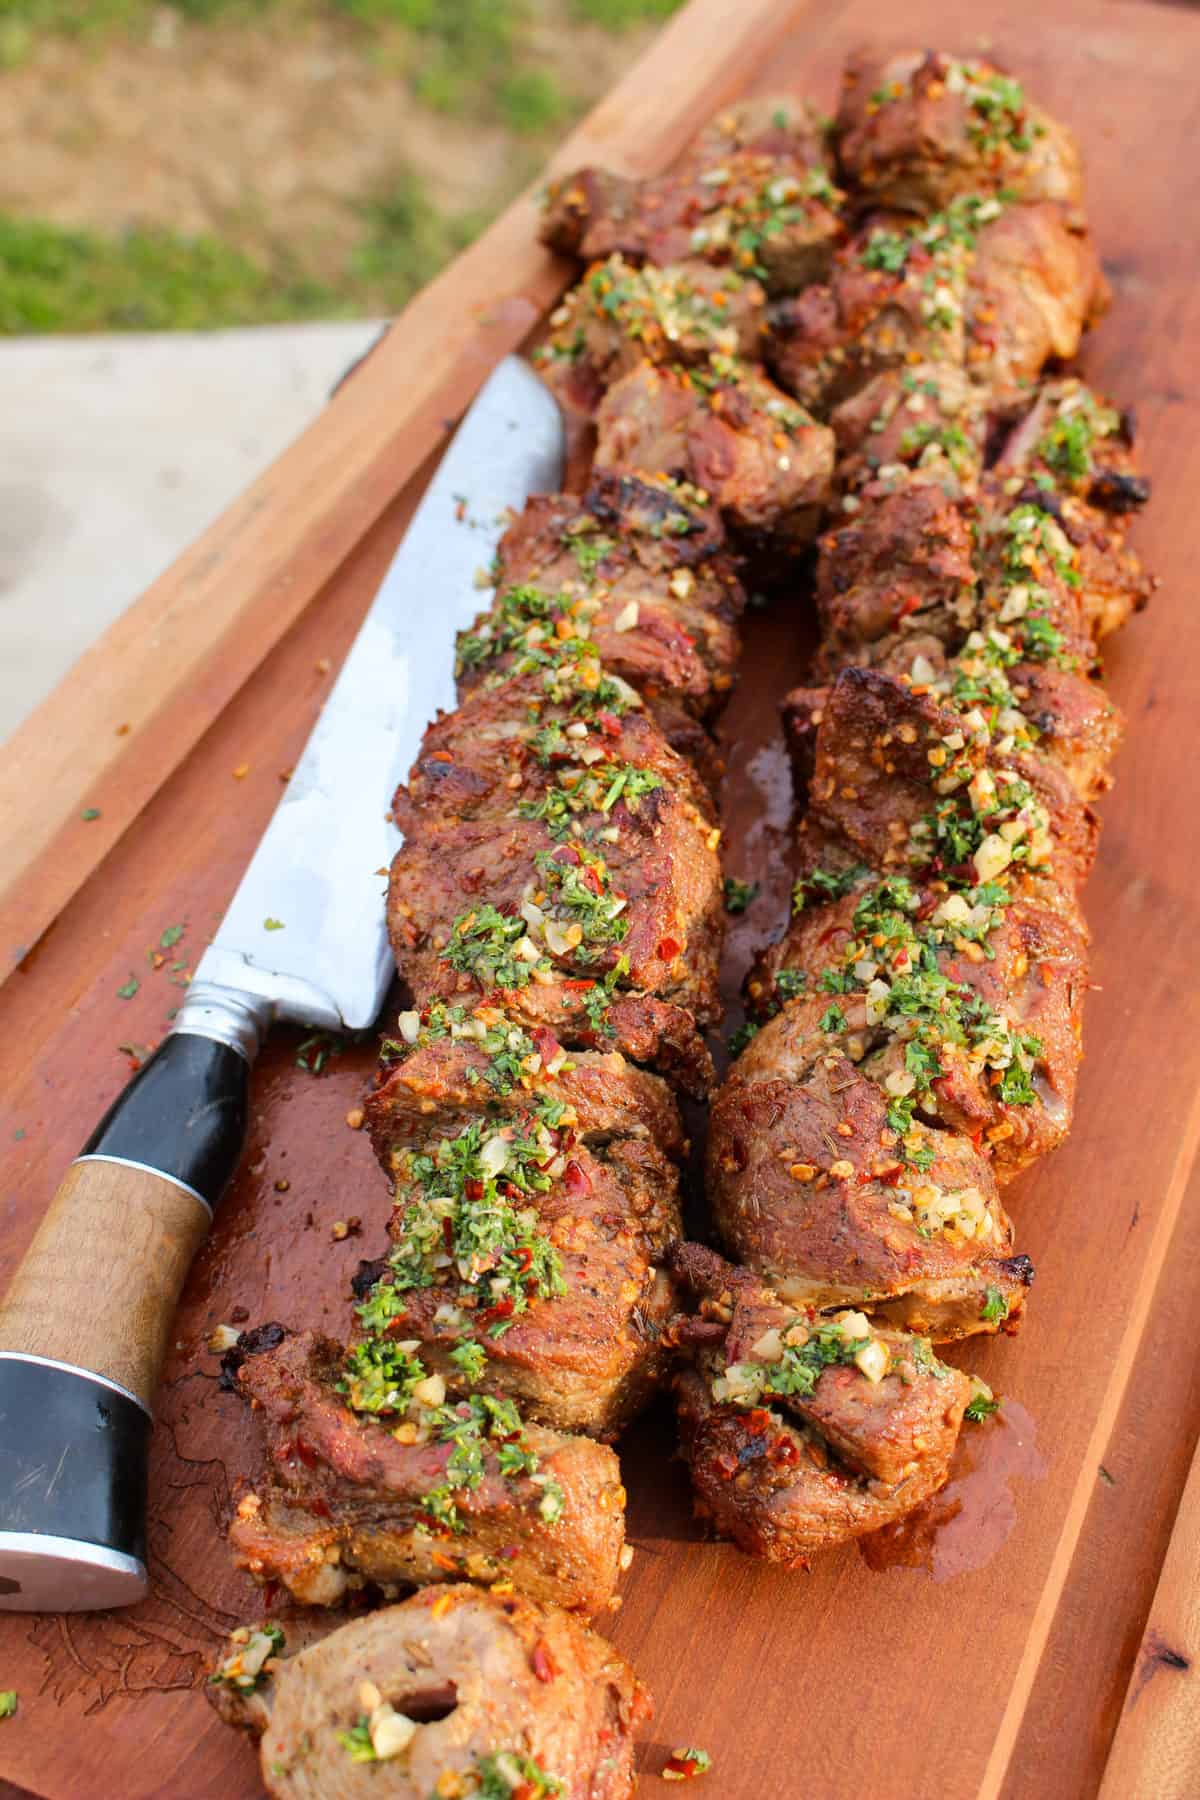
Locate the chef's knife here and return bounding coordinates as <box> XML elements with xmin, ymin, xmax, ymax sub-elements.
<box><xmin>0</xmin><ymin>356</ymin><xmax>565</xmax><ymax>1613</ymax></box>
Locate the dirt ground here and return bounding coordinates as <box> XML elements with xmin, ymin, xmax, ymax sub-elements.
<box><xmin>0</xmin><ymin>7</ymin><xmax>654</xmax><ymax>285</ymax></box>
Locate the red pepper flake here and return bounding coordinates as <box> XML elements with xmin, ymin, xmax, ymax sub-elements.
<box><xmin>744</xmin><ymin>1408</ymin><xmax>771</xmax><ymax>1436</ymax></box>
<box><xmin>530</xmin><ymin>1640</ymin><xmax>556</xmax><ymax>1683</ymax></box>
<box><xmin>769</xmin><ymin>1437</ymin><xmax>801</xmax><ymax>1467</ymax></box>
<box><xmin>532</xmin><ymin>1027</ymin><xmax>563</xmax><ymax>1065</ymax></box>
<box><xmin>663</xmin><ymin>1747</ymin><xmax>712</xmax><ymax>1781</ymax></box>
<box><xmin>657</xmin><ymin>935</ymin><xmax>682</xmax><ymax>961</ymax></box>
<box><xmin>563</xmin><ymin>1159</ymin><xmax>591</xmax><ymax>1198</ymax></box>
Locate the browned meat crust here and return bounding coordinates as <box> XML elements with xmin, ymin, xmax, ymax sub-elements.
<box><xmin>667</xmin><ymin>1245</ymin><xmax>970</xmax><ymax>1560</ymax></box>
<box><xmin>386</xmin><ymin>668</ymin><xmax>725</xmax><ymax>1036</ymax></box>
<box><xmin>488</xmin><ymin>470</ymin><xmax>746</xmax><ymax>741</ymax></box>
<box><xmin>228</xmin><ymin>1332</ymin><xmax>626</xmax><ymax>1616</ymax></box>
<box><xmin>210</xmin><ymin>1585</ymin><xmax>651</xmax><ymax>1799</ymax></box>
<box><xmin>593</xmin><ymin>359</ymin><xmax>834</xmax><ymax>551</ymax></box>
<box><xmin>541</xmin><ymin>96</ymin><xmax>843</xmax><ymax>296</ymax></box>
<box><xmin>834</xmin><ymin>49</ymin><xmax>1084</xmax><ymax>215</ymax></box>
<box><xmin>536</xmin><ymin>256</ymin><xmax>765</xmax><ymax>419</ymax></box>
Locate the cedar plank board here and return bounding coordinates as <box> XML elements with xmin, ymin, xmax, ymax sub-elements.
<box><xmin>1</xmin><ymin>0</ymin><xmax>1200</xmax><ymax>1795</ymax></box>
<box><xmin>1014</xmin><ymin>1161</ymin><xmax>1200</xmax><ymax>1800</ymax></box>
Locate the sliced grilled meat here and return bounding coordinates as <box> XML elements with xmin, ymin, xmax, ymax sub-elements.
<box><xmin>814</xmin><ymin>476</ymin><xmax>978</xmax><ymax>664</ymax></box>
<box><xmin>834</xmin><ymin>49</ymin><xmax>1084</xmax><ymax>214</ymax></box>
<box><xmin>387</xmin><ymin>660</ymin><xmax>725</xmax><ymax>1042</ymax></box>
<box><xmin>765</xmin><ymin>195</ymin><xmax>1101</xmax><ymax>413</ymax></box>
<box><xmin>667</xmin><ymin>1244</ymin><xmax>971</xmax><ymax>1560</ymax></box>
<box><xmin>593</xmin><ymin>359</ymin><xmax>834</xmax><ymax>551</ymax></box>
<box><xmin>356</xmin><ymin>1105</ymin><xmax>683</xmax><ymax>1438</ymax></box>
<box><xmin>541</xmin><ymin>96</ymin><xmax>843</xmax><ymax>294</ymax></box>
<box><xmin>210</xmin><ymin>1585</ymin><xmax>650</xmax><ymax>1800</ymax></box>
<box><xmin>708</xmin><ymin>1002</ymin><xmax>1032</xmax><ymax>1337</ymax></box>
<box><xmin>489</xmin><ymin>471</ymin><xmax>744</xmax><ymax>761</ymax></box>
<box><xmin>763</xmin><ymin>213</ymin><xmax>970</xmax><ymax>413</ymax></box>
<box><xmin>991</xmin><ymin>382</ymin><xmax>1154</xmax><ymax>638</ymax></box>
<box><xmin>964</xmin><ymin>201</ymin><xmax>1106</xmax><ymax>402</ymax></box>
<box><xmin>797</xmin><ymin>663</ymin><xmax>1099</xmax><ymax>904</ymax></box>
<box><xmin>537</xmin><ymin>256</ymin><xmax>765</xmax><ymax>418</ymax></box>
<box><xmin>228</xmin><ymin>1332</ymin><xmax>625</xmax><ymax>1616</ymax></box>
<box><xmin>366</xmin><ymin>1001</ymin><xmax>685</xmax><ymax>1174</ymax></box>
<box><xmin>830</xmin><ymin>361</ymin><xmax>984</xmax><ymax>493</ymax></box>
<box><xmin>745</xmin><ymin>872</ymin><xmax>1086</xmax><ymax>1181</ymax></box>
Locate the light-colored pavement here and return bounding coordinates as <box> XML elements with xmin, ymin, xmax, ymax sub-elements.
<box><xmin>0</xmin><ymin>319</ymin><xmax>383</xmax><ymax>745</ymax></box>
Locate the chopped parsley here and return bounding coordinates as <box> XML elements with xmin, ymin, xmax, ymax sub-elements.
<box><xmin>337</xmin><ymin>1718</ymin><xmax>378</xmax><ymax>1763</ymax></box>
<box><xmin>360</xmin><ymin>1116</ymin><xmax>567</xmax><ymax>1330</ymax></box>
<box><xmin>761</xmin><ymin>1321</ymin><xmax>871</xmax><ymax>1400</ymax></box>
<box><xmin>473</xmin><ymin>1752</ymin><xmax>564</xmax><ymax>1798</ymax></box>
<box><xmin>723</xmin><ymin>877</ymin><xmax>759</xmax><ymax>914</ymax></box>
<box><xmin>443</xmin><ymin>905</ymin><xmax>540</xmax><ymax>992</ymax></box>
<box><xmin>964</xmin><ymin>1391</ymin><xmax>1002</xmax><ymax>1423</ymax></box>
<box><xmin>981</xmin><ymin>1284</ymin><xmax>1009</xmax><ymax>1323</ymax></box>
<box><xmin>793</xmin><ymin>862</ymin><xmax>870</xmax><ymax>912</ymax></box>
<box><xmin>339</xmin><ymin>1318</ymin><xmax>564</xmax><ymax>1533</ymax></box>
<box><xmin>519</xmin><ymin>763</ymin><xmax>660</xmax><ymax>840</ymax></box>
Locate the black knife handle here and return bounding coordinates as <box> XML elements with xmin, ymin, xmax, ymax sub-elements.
<box><xmin>0</xmin><ymin>1006</ymin><xmax>262</xmax><ymax>1611</ymax></box>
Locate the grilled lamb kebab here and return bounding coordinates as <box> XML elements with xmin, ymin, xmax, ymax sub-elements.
<box><xmin>691</xmin><ymin>57</ymin><xmax>1145</xmax><ymax>1559</ymax></box>
<box><xmin>541</xmin><ymin>94</ymin><xmax>845</xmax><ymax>294</ymax></box>
<box><xmin>667</xmin><ymin>1243</ymin><xmax>972</xmax><ymax>1562</ymax></box>
<box><xmin>225</xmin><ymin>1329</ymin><xmax>627</xmax><ymax>1617</ymax></box>
<box><xmin>834</xmin><ymin>50</ymin><xmax>1084</xmax><ymax>214</ymax></box>
<box><xmin>763</xmin><ymin>192</ymin><xmax>1106</xmax><ymax>414</ymax></box>
<box><xmin>210</xmin><ymin>1584</ymin><xmax>650</xmax><ymax>1799</ymax></box>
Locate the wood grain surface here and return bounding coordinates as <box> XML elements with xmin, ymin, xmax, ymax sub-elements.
<box><xmin>1099</xmin><ymin>1416</ymin><xmax>1200</xmax><ymax>1799</ymax></box>
<box><xmin>0</xmin><ymin>1</ymin><xmax>1198</xmax><ymax>1796</ymax></box>
<box><xmin>0</xmin><ymin>1160</ymin><xmax>210</xmax><ymax>1409</ymax></box>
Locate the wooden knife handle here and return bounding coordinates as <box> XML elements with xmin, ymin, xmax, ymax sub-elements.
<box><xmin>0</xmin><ymin>1031</ymin><xmax>252</xmax><ymax>1610</ymax></box>
<box><xmin>0</xmin><ymin>1032</ymin><xmax>250</xmax><ymax>1408</ymax></box>
<box><xmin>0</xmin><ymin>1160</ymin><xmax>210</xmax><ymax>1408</ymax></box>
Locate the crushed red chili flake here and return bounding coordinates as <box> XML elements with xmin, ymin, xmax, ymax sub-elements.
<box><xmin>530</xmin><ymin>1640</ymin><xmax>556</xmax><ymax>1683</ymax></box>
<box><xmin>663</xmin><ymin>1746</ymin><xmax>712</xmax><ymax>1781</ymax></box>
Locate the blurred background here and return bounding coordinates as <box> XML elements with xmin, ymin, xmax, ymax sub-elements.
<box><xmin>0</xmin><ymin>0</ymin><xmax>682</xmax><ymax>737</ymax></box>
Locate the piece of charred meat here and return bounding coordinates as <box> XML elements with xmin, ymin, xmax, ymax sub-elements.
<box><xmin>227</xmin><ymin>1330</ymin><xmax>626</xmax><ymax>1617</ymax></box>
<box><xmin>483</xmin><ymin>469</ymin><xmax>746</xmax><ymax>783</ymax></box>
<box><xmin>593</xmin><ymin>358</ymin><xmax>834</xmax><ymax>552</ymax></box>
<box><xmin>386</xmin><ymin>643</ymin><xmax>724</xmax><ymax>1071</ymax></box>
<box><xmin>667</xmin><ymin>1243</ymin><xmax>972</xmax><ymax>1561</ymax></box>
<box><xmin>210</xmin><ymin>1585</ymin><xmax>650</xmax><ymax>1799</ymax></box>
<box><xmin>765</xmin><ymin>194</ymin><xmax>1104</xmax><ymax>414</ymax></box>
<box><xmin>537</xmin><ymin>256</ymin><xmax>766</xmax><ymax>419</ymax></box>
<box><xmin>541</xmin><ymin>95</ymin><xmax>844</xmax><ymax>295</ymax></box>
<box><xmin>358</xmin><ymin>1083</ymin><xmax>683</xmax><ymax>1439</ymax></box>
<box><xmin>834</xmin><ymin>49</ymin><xmax>1084</xmax><ymax>215</ymax></box>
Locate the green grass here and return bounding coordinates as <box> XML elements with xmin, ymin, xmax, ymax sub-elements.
<box><xmin>0</xmin><ymin>168</ymin><xmax>497</xmax><ymax>332</ymax></box>
<box><xmin>570</xmin><ymin>0</ymin><xmax>681</xmax><ymax>26</ymax></box>
<box><xmin>0</xmin><ymin>0</ymin><xmax>685</xmax><ymax>333</ymax></box>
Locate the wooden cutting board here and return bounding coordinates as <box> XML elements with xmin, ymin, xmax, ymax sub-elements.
<box><xmin>1</xmin><ymin>1</ymin><xmax>1199</xmax><ymax>1795</ymax></box>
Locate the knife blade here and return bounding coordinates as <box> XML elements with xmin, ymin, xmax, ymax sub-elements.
<box><xmin>0</xmin><ymin>356</ymin><xmax>565</xmax><ymax>1613</ymax></box>
<box><xmin>197</xmin><ymin>354</ymin><xmax>565</xmax><ymax>1032</ymax></box>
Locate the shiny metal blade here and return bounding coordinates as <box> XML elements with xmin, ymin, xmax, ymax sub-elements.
<box><xmin>193</xmin><ymin>357</ymin><xmax>565</xmax><ymax>1031</ymax></box>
